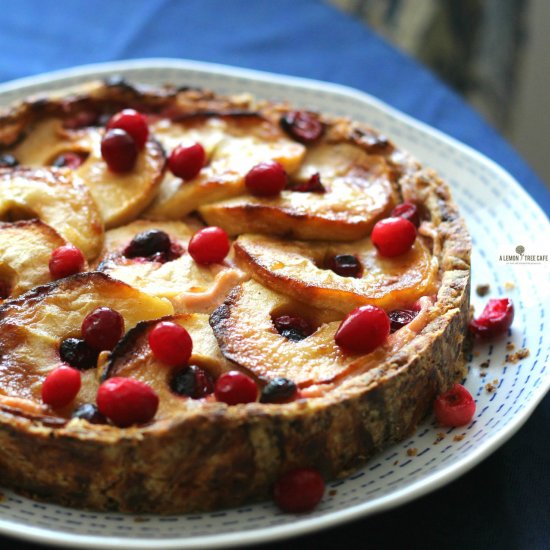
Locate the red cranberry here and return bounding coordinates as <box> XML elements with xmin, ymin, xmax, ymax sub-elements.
<box><xmin>214</xmin><ymin>370</ymin><xmax>258</xmax><ymax>405</ymax></box>
<box><xmin>97</xmin><ymin>377</ymin><xmax>159</xmax><ymax>427</ymax></box>
<box><xmin>371</xmin><ymin>217</ymin><xmax>417</xmax><ymax>257</ymax></box>
<box><xmin>72</xmin><ymin>403</ymin><xmax>107</xmax><ymax>424</ymax></box>
<box><xmin>101</xmin><ymin>128</ymin><xmax>138</xmax><ymax>173</ymax></box>
<box><xmin>106</xmin><ymin>109</ymin><xmax>149</xmax><ymax>149</ymax></box>
<box><xmin>123</xmin><ymin>229</ymin><xmax>171</xmax><ymax>259</ymax></box>
<box><xmin>49</xmin><ymin>244</ymin><xmax>85</xmax><ymax>279</ymax></box>
<box><xmin>290</xmin><ymin>172</ymin><xmax>326</xmax><ymax>193</ymax></box>
<box><xmin>325</xmin><ymin>254</ymin><xmax>363</xmax><ymax>278</ymax></box>
<box><xmin>148</xmin><ymin>321</ymin><xmax>193</xmax><ymax>366</ymax></box>
<box><xmin>434</xmin><ymin>383</ymin><xmax>476</xmax><ymax>427</ymax></box>
<box><xmin>170</xmin><ymin>365</ymin><xmax>214</xmax><ymax>399</ymax></box>
<box><xmin>0</xmin><ymin>154</ymin><xmax>19</xmax><ymax>167</ymax></box>
<box><xmin>335</xmin><ymin>305</ymin><xmax>390</xmax><ymax>355</ymax></box>
<box><xmin>81</xmin><ymin>307</ymin><xmax>125</xmax><ymax>351</ymax></box>
<box><xmin>260</xmin><ymin>377</ymin><xmax>298</xmax><ymax>404</ymax></box>
<box><xmin>168</xmin><ymin>142</ymin><xmax>205</xmax><ymax>180</ymax></box>
<box><xmin>273</xmin><ymin>315</ymin><xmax>314</xmax><ymax>341</ymax></box>
<box><xmin>188</xmin><ymin>226</ymin><xmax>231</xmax><ymax>265</ymax></box>
<box><xmin>388</xmin><ymin>309</ymin><xmax>418</xmax><ymax>333</ymax></box>
<box><xmin>41</xmin><ymin>365</ymin><xmax>81</xmax><ymax>408</ymax></box>
<box><xmin>273</xmin><ymin>468</ymin><xmax>325</xmax><ymax>513</ymax></box>
<box><xmin>391</xmin><ymin>202</ymin><xmax>420</xmax><ymax>227</ymax></box>
<box><xmin>280</xmin><ymin>111</ymin><xmax>324</xmax><ymax>143</ymax></box>
<box><xmin>51</xmin><ymin>151</ymin><xmax>87</xmax><ymax>169</ymax></box>
<box><xmin>469</xmin><ymin>298</ymin><xmax>514</xmax><ymax>339</ymax></box>
<box><xmin>59</xmin><ymin>338</ymin><xmax>99</xmax><ymax>370</ymax></box>
<box><xmin>245</xmin><ymin>160</ymin><xmax>287</xmax><ymax>197</ymax></box>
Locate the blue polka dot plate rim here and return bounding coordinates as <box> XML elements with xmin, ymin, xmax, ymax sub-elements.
<box><xmin>0</xmin><ymin>59</ymin><xmax>548</xmax><ymax>549</ymax></box>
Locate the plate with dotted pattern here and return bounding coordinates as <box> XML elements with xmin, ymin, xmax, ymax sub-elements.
<box><xmin>0</xmin><ymin>59</ymin><xmax>548</xmax><ymax>549</ymax></box>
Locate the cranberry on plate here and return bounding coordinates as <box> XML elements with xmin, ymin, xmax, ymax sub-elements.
<box><xmin>469</xmin><ymin>298</ymin><xmax>514</xmax><ymax>339</ymax></box>
<box><xmin>335</xmin><ymin>305</ymin><xmax>390</xmax><ymax>355</ymax></box>
<box><xmin>434</xmin><ymin>383</ymin><xmax>476</xmax><ymax>427</ymax></box>
<box><xmin>106</xmin><ymin>109</ymin><xmax>149</xmax><ymax>149</ymax></box>
<box><xmin>371</xmin><ymin>217</ymin><xmax>417</xmax><ymax>257</ymax></box>
<box><xmin>245</xmin><ymin>160</ymin><xmax>287</xmax><ymax>197</ymax></box>
<box><xmin>168</xmin><ymin>142</ymin><xmax>205</xmax><ymax>180</ymax></box>
<box><xmin>188</xmin><ymin>226</ymin><xmax>230</xmax><ymax>265</ymax></box>
<box><xmin>41</xmin><ymin>365</ymin><xmax>81</xmax><ymax>408</ymax></box>
<box><xmin>97</xmin><ymin>377</ymin><xmax>159</xmax><ymax>428</ymax></box>
<box><xmin>49</xmin><ymin>244</ymin><xmax>85</xmax><ymax>279</ymax></box>
<box><xmin>148</xmin><ymin>321</ymin><xmax>193</xmax><ymax>366</ymax></box>
<box><xmin>214</xmin><ymin>371</ymin><xmax>258</xmax><ymax>405</ymax></box>
<box><xmin>273</xmin><ymin>467</ymin><xmax>325</xmax><ymax>513</ymax></box>
<box><xmin>81</xmin><ymin>307</ymin><xmax>125</xmax><ymax>351</ymax></box>
<box><xmin>101</xmin><ymin>128</ymin><xmax>138</xmax><ymax>173</ymax></box>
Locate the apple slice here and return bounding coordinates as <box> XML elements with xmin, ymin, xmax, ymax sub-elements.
<box><xmin>234</xmin><ymin>233</ymin><xmax>438</xmax><ymax>312</ymax></box>
<box><xmin>97</xmin><ymin>219</ymin><xmax>248</xmax><ymax>313</ymax></box>
<box><xmin>0</xmin><ymin>167</ymin><xmax>103</xmax><ymax>260</ymax></box>
<box><xmin>102</xmin><ymin>313</ymin><xmax>234</xmax><ymax>421</ymax></box>
<box><xmin>0</xmin><ymin>272</ymin><xmax>174</xmax><ymax>414</ymax></box>
<box><xmin>0</xmin><ymin>219</ymin><xmax>77</xmax><ymax>301</ymax></box>
<box><xmin>199</xmin><ymin>143</ymin><xmax>396</xmax><ymax>241</ymax></box>
<box><xmin>144</xmin><ymin>114</ymin><xmax>305</xmax><ymax>219</ymax></box>
<box><xmin>8</xmin><ymin>117</ymin><xmax>166</xmax><ymax>228</ymax></box>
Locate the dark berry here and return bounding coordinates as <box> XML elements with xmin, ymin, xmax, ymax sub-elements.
<box><xmin>170</xmin><ymin>365</ymin><xmax>215</xmax><ymax>399</ymax></box>
<box><xmin>325</xmin><ymin>254</ymin><xmax>362</xmax><ymax>278</ymax></box>
<box><xmin>273</xmin><ymin>315</ymin><xmax>314</xmax><ymax>341</ymax></box>
<box><xmin>81</xmin><ymin>307</ymin><xmax>125</xmax><ymax>351</ymax></box>
<box><xmin>59</xmin><ymin>338</ymin><xmax>99</xmax><ymax>370</ymax></box>
<box><xmin>0</xmin><ymin>154</ymin><xmax>19</xmax><ymax>168</ymax></box>
<box><xmin>335</xmin><ymin>305</ymin><xmax>390</xmax><ymax>355</ymax></box>
<box><xmin>106</xmin><ymin>109</ymin><xmax>149</xmax><ymax>149</ymax></box>
<box><xmin>188</xmin><ymin>226</ymin><xmax>231</xmax><ymax>265</ymax></box>
<box><xmin>391</xmin><ymin>202</ymin><xmax>420</xmax><ymax>227</ymax></box>
<box><xmin>371</xmin><ymin>217</ymin><xmax>417</xmax><ymax>257</ymax></box>
<box><xmin>101</xmin><ymin>128</ymin><xmax>138</xmax><ymax>173</ymax></box>
<box><xmin>168</xmin><ymin>142</ymin><xmax>205</xmax><ymax>180</ymax></box>
<box><xmin>260</xmin><ymin>378</ymin><xmax>298</xmax><ymax>404</ymax></box>
<box><xmin>51</xmin><ymin>151</ymin><xmax>87</xmax><ymax>169</ymax></box>
<box><xmin>290</xmin><ymin>172</ymin><xmax>326</xmax><ymax>193</ymax></box>
<box><xmin>245</xmin><ymin>160</ymin><xmax>287</xmax><ymax>196</ymax></box>
<box><xmin>388</xmin><ymin>309</ymin><xmax>418</xmax><ymax>333</ymax></box>
<box><xmin>72</xmin><ymin>403</ymin><xmax>107</xmax><ymax>424</ymax></box>
<box><xmin>434</xmin><ymin>384</ymin><xmax>476</xmax><ymax>427</ymax></box>
<box><xmin>124</xmin><ymin>229</ymin><xmax>171</xmax><ymax>259</ymax></box>
<box><xmin>280</xmin><ymin>111</ymin><xmax>324</xmax><ymax>143</ymax></box>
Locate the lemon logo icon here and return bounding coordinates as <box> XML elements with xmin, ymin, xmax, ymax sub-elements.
<box><xmin>515</xmin><ymin>245</ymin><xmax>525</xmax><ymax>256</ymax></box>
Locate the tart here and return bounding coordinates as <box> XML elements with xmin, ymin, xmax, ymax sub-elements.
<box><xmin>0</xmin><ymin>79</ymin><xmax>470</xmax><ymax>513</ymax></box>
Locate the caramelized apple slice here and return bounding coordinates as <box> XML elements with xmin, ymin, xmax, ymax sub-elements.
<box><xmin>0</xmin><ymin>272</ymin><xmax>173</xmax><ymax>412</ymax></box>
<box><xmin>8</xmin><ymin>118</ymin><xmax>166</xmax><ymax>228</ymax></box>
<box><xmin>144</xmin><ymin>114</ymin><xmax>305</xmax><ymax>219</ymax></box>
<box><xmin>97</xmin><ymin>219</ymin><xmax>248</xmax><ymax>313</ymax></box>
<box><xmin>234</xmin><ymin>233</ymin><xmax>438</xmax><ymax>312</ymax></box>
<box><xmin>0</xmin><ymin>167</ymin><xmax>103</xmax><ymax>260</ymax></box>
<box><xmin>103</xmin><ymin>313</ymin><xmax>234</xmax><ymax>421</ymax></box>
<box><xmin>200</xmin><ymin>143</ymin><xmax>396</xmax><ymax>241</ymax></box>
<box><xmin>0</xmin><ymin>220</ymin><xmax>79</xmax><ymax>300</ymax></box>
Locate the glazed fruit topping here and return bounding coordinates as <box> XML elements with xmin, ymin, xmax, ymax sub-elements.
<box><xmin>388</xmin><ymin>309</ymin><xmax>418</xmax><ymax>333</ymax></box>
<box><xmin>51</xmin><ymin>151</ymin><xmax>88</xmax><ymax>169</ymax></box>
<box><xmin>214</xmin><ymin>370</ymin><xmax>258</xmax><ymax>405</ymax></box>
<box><xmin>335</xmin><ymin>305</ymin><xmax>390</xmax><ymax>355</ymax></box>
<box><xmin>72</xmin><ymin>403</ymin><xmax>107</xmax><ymax>424</ymax></box>
<box><xmin>391</xmin><ymin>201</ymin><xmax>420</xmax><ymax>227</ymax></box>
<box><xmin>0</xmin><ymin>153</ymin><xmax>19</xmax><ymax>167</ymax></box>
<box><xmin>245</xmin><ymin>160</ymin><xmax>288</xmax><ymax>196</ymax></box>
<box><xmin>273</xmin><ymin>315</ymin><xmax>314</xmax><ymax>341</ymax></box>
<box><xmin>469</xmin><ymin>298</ymin><xmax>514</xmax><ymax>339</ymax></box>
<box><xmin>101</xmin><ymin>128</ymin><xmax>138</xmax><ymax>173</ymax></box>
<box><xmin>59</xmin><ymin>338</ymin><xmax>99</xmax><ymax>371</ymax></box>
<box><xmin>41</xmin><ymin>365</ymin><xmax>81</xmax><ymax>409</ymax></box>
<box><xmin>48</xmin><ymin>244</ymin><xmax>85</xmax><ymax>279</ymax></box>
<box><xmin>280</xmin><ymin>111</ymin><xmax>324</xmax><ymax>143</ymax></box>
<box><xmin>106</xmin><ymin>109</ymin><xmax>149</xmax><ymax>149</ymax></box>
<box><xmin>124</xmin><ymin>229</ymin><xmax>171</xmax><ymax>259</ymax></box>
<box><xmin>168</xmin><ymin>142</ymin><xmax>206</xmax><ymax>180</ymax></box>
<box><xmin>273</xmin><ymin>467</ymin><xmax>325</xmax><ymax>513</ymax></box>
<box><xmin>97</xmin><ymin>377</ymin><xmax>159</xmax><ymax>427</ymax></box>
<box><xmin>325</xmin><ymin>254</ymin><xmax>363</xmax><ymax>278</ymax></box>
<box><xmin>371</xmin><ymin>217</ymin><xmax>417</xmax><ymax>257</ymax></box>
<box><xmin>81</xmin><ymin>307</ymin><xmax>125</xmax><ymax>351</ymax></box>
<box><xmin>260</xmin><ymin>377</ymin><xmax>298</xmax><ymax>403</ymax></box>
<box><xmin>62</xmin><ymin>110</ymin><xmax>99</xmax><ymax>129</ymax></box>
<box><xmin>434</xmin><ymin>383</ymin><xmax>476</xmax><ymax>427</ymax></box>
<box><xmin>188</xmin><ymin>226</ymin><xmax>231</xmax><ymax>265</ymax></box>
<box><xmin>148</xmin><ymin>321</ymin><xmax>193</xmax><ymax>366</ymax></box>
<box><xmin>290</xmin><ymin>172</ymin><xmax>326</xmax><ymax>193</ymax></box>
<box><xmin>170</xmin><ymin>365</ymin><xmax>215</xmax><ymax>399</ymax></box>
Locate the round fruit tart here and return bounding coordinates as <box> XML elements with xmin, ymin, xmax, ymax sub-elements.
<box><xmin>0</xmin><ymin>79</ymin><xmax>470</xmax><ymax>513</ymax></box>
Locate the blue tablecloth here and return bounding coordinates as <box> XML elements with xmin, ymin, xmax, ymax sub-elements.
<box><xmin>1</xmin><ymin>1</ymin><xmax>548</xmax><ymax>549</ymax></box>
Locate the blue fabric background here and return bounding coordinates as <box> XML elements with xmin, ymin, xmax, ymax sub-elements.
<box><xmin>1</xmin><ymin>1</ymin><xmax>548</xmax><ymax>548</ymax></box>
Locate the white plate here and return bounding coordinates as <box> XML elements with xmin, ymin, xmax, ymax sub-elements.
<box><xmin>0</xmin><ymin>59</ymin><xmax>548</xmax><ymax>549</ymax></box>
